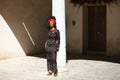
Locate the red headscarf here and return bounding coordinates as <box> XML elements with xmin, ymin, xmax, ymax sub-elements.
<box><xmin>48</xmin><ymin>18</ymin><xmax>56</xmax><ymax>25</ymax></box>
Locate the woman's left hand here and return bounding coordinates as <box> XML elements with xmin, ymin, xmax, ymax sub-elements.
<box><xmin>56</xmin><ymin>48</ymin><xmax>59</xmax><ymax>52</ymax></box>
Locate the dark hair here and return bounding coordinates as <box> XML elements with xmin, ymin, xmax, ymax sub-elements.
<box><xmin>48</xmin><ymin>16</ymin><xmax>56</xmax><ymax>20</ymax></box>
<box><xmin>48</xmin><ymin>16</ymin><xmax>57</xmax><ymax>29</ymax></box>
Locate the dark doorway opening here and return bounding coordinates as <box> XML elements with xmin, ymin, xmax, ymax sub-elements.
<box><xmin>87</xmin><ymin>6</ymin><xmax>106</xmax><ymax>55</ymax></box>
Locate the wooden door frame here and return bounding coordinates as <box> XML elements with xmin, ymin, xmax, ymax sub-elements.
<box><xmin>82</xmin><ymin>5</ymin><xmax>107</xmax><ymax>55</ymax></box>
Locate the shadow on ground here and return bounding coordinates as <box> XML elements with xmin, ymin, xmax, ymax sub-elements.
<box><xmin>67</xmin><ymin>53</ymin><xmax>120</xmax><ymax>64</ymax></box>
<box><xmin>30</xmin><ymin>52</ymin><xmax>120</xmax><ymax>64</ymax></box>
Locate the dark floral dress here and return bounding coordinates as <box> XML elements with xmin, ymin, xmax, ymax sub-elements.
<box><xmin>45</xmin><ymin>28</ymin><xmax>60</xmax><ymax>73</ymax></box>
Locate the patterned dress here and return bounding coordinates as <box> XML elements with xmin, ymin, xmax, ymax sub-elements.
<box><xmin>45</xmin><ymin>28</ymin><xmax>60</xmax><ymax>73</ymax></box>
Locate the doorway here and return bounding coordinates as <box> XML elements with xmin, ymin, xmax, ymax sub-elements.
<box><xmin>87</xmin><ymin>6</ymin><xmax>106</xmax><ymax>54</ymax></box>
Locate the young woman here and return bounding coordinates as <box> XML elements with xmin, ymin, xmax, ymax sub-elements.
<box><xmin>45</xmin><ymin>16</ymin><xmax>60</xmax><ymax>76</ymax></box>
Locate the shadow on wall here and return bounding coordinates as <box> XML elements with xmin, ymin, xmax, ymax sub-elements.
<box><xmin>0</xmin><ymin>0</ymin><xmax>52</xmax><ymax>56</ymax></box>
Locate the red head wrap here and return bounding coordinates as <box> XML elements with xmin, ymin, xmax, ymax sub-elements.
<box><xmin>48</xmin><ymin>19</ymin><xmax>56</xmax><ymax>25</ymax></box>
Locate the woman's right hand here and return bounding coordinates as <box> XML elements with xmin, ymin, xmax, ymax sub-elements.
<box><xmin>45</xmin><ymin>42</ymin><xmax>47</xmax><ymax>48</ymax></box>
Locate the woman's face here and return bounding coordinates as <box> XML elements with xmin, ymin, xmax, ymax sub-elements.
<box><xmin>49</xmin><ymin>21</ymin><xmax>54</xmax><ymax>28</ymax></box>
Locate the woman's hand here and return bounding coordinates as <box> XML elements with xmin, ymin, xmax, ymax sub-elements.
<box><xmin>45</xmin><ymin>42</ymin><xmax>47</xmax><ymax>48</ymax></box>
<box><xmin>56</xmin><ymin>48</ymin><xmax>59</xmax><ymax>52</ymax></box>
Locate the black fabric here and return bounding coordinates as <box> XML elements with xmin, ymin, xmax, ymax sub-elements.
<box><xmin>45</xmin><ymin>28</ymin><xmax>60</xmax><ymax>73</ymax></box>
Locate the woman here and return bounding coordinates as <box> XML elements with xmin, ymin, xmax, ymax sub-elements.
<box><xmin>45</xmin><ymin>16</ymin><xmax>60</xmax><ymax>77</ymax></box>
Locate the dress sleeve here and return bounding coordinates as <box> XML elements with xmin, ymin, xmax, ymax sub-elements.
<box><xmin>55</xmin><ymin>29</ymin><xmax>60</xmax><ymax>48</ymax></box>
